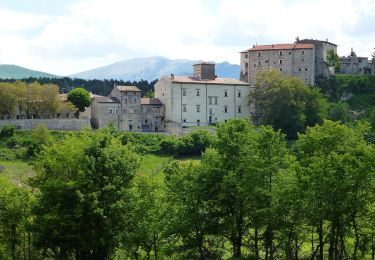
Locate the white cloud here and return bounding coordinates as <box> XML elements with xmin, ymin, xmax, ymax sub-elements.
<box><xmin>0</xmin><ymin>0</ymin><xmax>374</xmax><ymax>75</ymax></box>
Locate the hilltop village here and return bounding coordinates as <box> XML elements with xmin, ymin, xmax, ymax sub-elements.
<box><xmin>0</xmin><ymin>38</ymin><xmax>374</xmax><ymax>133</ymax></box>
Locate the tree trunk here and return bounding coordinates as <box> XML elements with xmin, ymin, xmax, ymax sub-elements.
<box><xmin>232</xmin><ymin>214</ymin><xmax>243</xmax><ymax>258</ymax></box>
<box><xmin>294</xmin><ymin>235</ymin><xmax>299</xmax><ymax>260</ymax></box>
<box><xmin>329</xmin><ymin>223</ymin><xmax>335</xmax><ymax>260</ymax></box>
<box><xmin>318</xmin><ymin>221</ymin><xmax>324</xmax><ymax>260</ymax></box>
<box><xmin>353</xmin><ymin>217</ymin><xmax>359</xmax><ymax>259</ymax></box>
<box><xmin>254</xmin><ymin>227</ymin><xmax>259</xmax><ymax>259</ymax></box>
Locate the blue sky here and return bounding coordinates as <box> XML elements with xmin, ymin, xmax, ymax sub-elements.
<box><xmin>0</xmin><ymin>0</ymin><xmax>374</xmax><ymax>75</ymax></box>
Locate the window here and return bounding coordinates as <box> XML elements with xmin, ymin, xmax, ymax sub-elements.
<box><xmin>279</xmin><ymin>68</ymin><xmax>283</xmax><ymax>72</ymax></box>
<box><xmin>258</xmin><ymin>60</ymin><xmax>261</xmax><ymax>66</ymax></box>
<box><xmin>301</xmin><ymin>50</ymin><xmax>305</xmax><ymax>55</ymax></box>
<box><xmin>237</xmin><ymin>91</ymin><xmax>241</xmax><ymax>98</ymax></box>
<box><xmin>298</xmin><ymin>68</ymin><xmax>302</xmax><ymax>72</ymax></box>
<box><xmin>134</xmin><ymin>98</ymin><xmax>137</xmax><ymax>103</ymax></box>
<box><xmin>208</xmin><ymin>96</ymin><xmax>212</xmax><ymax>105</ymax></box>
<box><xmin>238</xmin><ymin>106</ymin><xmax>242</xmax><ymax>113</ymax></box>
<box><xmin>197</xmin><ymin>119</ymin><xmax>200</xmax><ymax>126</ymax></box>
<box><xmin>279</xmin><ymin>59</ymin><xmax>283</xmax><ymax>65</ymax></box>
<box><xmin>196</xmin><ymin>89</ymin><xmax>200</xmax><ymax>96</ymax></box>
<box><xmin>109</xmin><ymin>108</ymin><xmax>113</xmax><ymax>114</ymax></box>
<box><xmin>145</xmin><ymin>119</ymin><xmax>148</xmax><ymax>124</ymax></box>
<box><xmin>279</xmin><ymin>51</ymin><xmax>283</xmax><ymax>56</ymax></box>
<box><xmin>182</xmin><ymin>89</ymin><xmax>186</xmax><ymax>96</ymax></box>
<box><xmin>124</xmin><ymin>98</ymin><xmax>128</xmax><ymax>104</ymax></box>
<box><xmin>245</xmin><ymin>62</ymin><xmax>248</xmax><ymax>68</ymax></box>
<box><xmin>301</xmin><ymin>58</ymin><xmax>304</xmax><ymax>62</ymax></box>
<box><xmin>214</xmin><ymin>97</ymin><xmax>218</xmax><ymax>105</ymax></box>
<box><xmin>224</xmin><ymin>106</ymin><xmax>228</xmax><ymax>113</ymax></box>
<box><xmin>196</xmin><ymin>105</ymin><xmax>200</xmax><ymax>112</ymax></box>
<box><xmin>224</xmin><ymin>91</ymin><xmax>228</xmax><ymax>97</ymax></box>
<box><xmin>289</xmin><ymin>51</ymin><xmax>292</xmax><ymax>55</ymax></box>
<box><xmin>183</xmin><ymin>119</ymin><xmax>186</xmax><ymax>123</ymax></box>
<box><xmin>305</xmin><ymin>68</ymin><xmax>308</xmax><ymax>71</ymax></box>
<box><xmin>115</xmin><ymin>108</ymin><xmax>118</xmax><ymax>114</ymax></box>
<box><xmin>183</xmin><ymin>105</ymin><xmax>187</xmax><ymax>112</ymax></box>
<box><xmin>245</xmin><ymin>54</ymin><xmax>248</xmax><ymax>59</ymax></box>
<box><xmin>209</xmin><ymin>108</ymin><xmax>213</xmax><ymax>115</ymax></box>
<box><xmin>257</xmin><ymin>52</ymin><xmax>261</xmax><ymax>57</ymax></box>
<box><xmin>254</xmin><ymin>63</ymin><xmax>256</xmax><ymax>67</ymax></box>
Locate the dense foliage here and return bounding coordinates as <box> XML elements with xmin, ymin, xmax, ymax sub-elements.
<box><xmin>1</xmin><ymin>120</ymin><xmax>375</xmax><ymax>259</ymax></box>
<box><xmin>0</xmin><ymin>82</ymin><xmax>64</xmax><ymax>119</ymax></box>
<box><xmin>0</xmin><ymin>77</ymin><xmax>157</xmax><ymax>97</ymax></box>
<box><xmin>251</xmin><ymin>70</ymin><xmax>328</xmax><ymax>139</ymax></box>
<box><xmin>67</xmin><ymin>87</ymin><xmax>91</xmax><ymax>112</ymax></box>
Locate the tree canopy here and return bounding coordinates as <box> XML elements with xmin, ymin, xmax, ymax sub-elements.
<box><xmin>250</xmin><ymin>70</ymin><xmax>328</xmax><ymax>139</ymax></box>
<box><xmin>67</xmin><ymin>87</ymin><xmax>91</xmax><ymax>112</ymax></box>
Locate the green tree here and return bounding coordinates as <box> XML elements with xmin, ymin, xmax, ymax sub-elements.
<box><xmin>295</xmin><ymin>120</ymin><xmax>375</xmax><ymax>259</ymax></box>
<box><xmin>326</xmin><ymin>49</ymin><xmax>341</xmax><ymax>73</ymax></box>
<box><xmin>67</xmin><ymin>87</ymin><xmax>91</xmax><ymax>112</ymax></box>
<box><xmin>0</xmin><ymin>175</ymin><xmax>34</xmax><ymax>260</ymax></box>
<box><xmin>31</xmin><ymin>129</ymin><xmax>140</xmax><ymax>259</ymax></box>
<box><xmin>251</xmin><ymin>70</ymin><xmax>327</xmax><ymax>139</ymax></box>
<box><xmin>121</xmin><ymin>173</ymin><xmax>166</xmax><ymax>259</ymax></box>
<box><xmin>328</xmin><ymin>101</ymin><xmax>350</xmax><ymax>123</ymax></box>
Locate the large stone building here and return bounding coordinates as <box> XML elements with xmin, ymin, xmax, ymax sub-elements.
<box><xmin>339</xmin><ymin>48</ymin><xmax>374</xmax><ymax>75</ymax></box>
<box><xmin>91</xmin><ymin>85</ymin><xmax>164</xmax><ymax>132</ymax></box>
<box><xmin>155</xmin><ymin>63</ymin><xmax>251</xmax><ymax>132</ymax></box>
<box><xmin>240</xmin><ymin>38</ymin><xmax>337</xmax><ymax>86</ymax></box>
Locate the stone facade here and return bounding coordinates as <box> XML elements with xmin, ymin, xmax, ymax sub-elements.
<box><xmin>339</xmin><ymin>49</ymin><xmax>374</xmax><ymax>75</ymax></box>
<box><xmin>0</xmin><ymin>119</ymin><xmax>90</xmax><ymax>131</ymax></box>
<box><xmin>91</xmin><ymin>85</ymin><xmax>165</xmax><ymax>132</ymax></box>
<box><xmin>155</xmin><ymin>63</ymin><xmax>252</xmax><ymax>131</ymax></box>
<box><xmin>240</xmin><ymin>38</ymin><xmax>337</xmax><ymax>86</ymax></box>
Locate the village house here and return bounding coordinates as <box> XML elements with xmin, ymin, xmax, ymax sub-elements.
<box><xmin>90</xmin><ymin>85</ymin><xmax>165</xmax><ymax>132</ymax></box>
<box><xmin>154</xmin><ymin>62</ymin><xmax>252</xmax><ymax>133</ymax></box>
<box><xmin>240</xmin><ymin>38</ymin><xmax>337</xmax><ymax>86</ymax></box>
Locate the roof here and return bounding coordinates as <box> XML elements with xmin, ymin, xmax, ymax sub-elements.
<box><xmin>116</xmin><ymin>85</ymin><xmax>141</xmax><ymax>92</ymax></box>
<box><xmin>59</xmin><ymin>94</ymin><xmax>68</xmax><ymax>102</ymax></box>
<box><xmin>93</xmin><ymin>96</ymin><xmax>120</xmax><ymax>103</ymax></box>
<box><xmin>242</xmin><ymin>43</ymin><xmax>314</xmax><ymax>52</ymax></box>
<box><xmin>193</xmin><ymin>62</ymin><xmax>215</xmax><ymax>66</ymax></box>
<box><xmin>141</xmin><ymin>98</ymin><xmax>163</xmax><ymax>105</ymax></box>
<box><xmin>170</xmin><ymin>76</ymin><xmax>248</xmax><ymax>86</ymax></box>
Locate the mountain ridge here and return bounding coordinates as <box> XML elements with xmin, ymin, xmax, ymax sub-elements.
<box><xmin>0</xmin><ymin>64</ymin><xmax>59</xmax><ymax>79</ymax></box>
<box><xmin>70</xmin><ymin>57</ymin><xmax>241</xmax><ymax>81</ymax></box>
<box><xmin>0</xmin><ymin>57</ymin><xmax>241</xmax><ymax>82</ymax></box>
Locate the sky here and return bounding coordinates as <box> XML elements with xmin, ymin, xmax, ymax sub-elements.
<box><xmin>0</xmin><ymin>0</ymin><xmax>374</xmax><ymax>76</ymax></box>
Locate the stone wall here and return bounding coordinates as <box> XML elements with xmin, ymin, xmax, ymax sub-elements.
<box><xmin>0</xmin><ymin>119</ymin><xmax>91</xmax><ymax>131</ymax></box>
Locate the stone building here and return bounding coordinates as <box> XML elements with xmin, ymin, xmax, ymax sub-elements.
<box><xmin>154</xmin><ymin>63</ymin><xmax>251</xmax><ymax>132</ymax></box>
<box><xmin>240</xmin><ymin>38</ymin><xmax>337</xmax><ymax>86</ymax></box>
<box><xmin>91</xmin><ymin>85</ymin><xmax>165</xmax><ymax>132</ymax></box>
<box><xmin>339</xmin><ymin>48</ymin><xmax>373</xmax><ymax>75</ymax></box>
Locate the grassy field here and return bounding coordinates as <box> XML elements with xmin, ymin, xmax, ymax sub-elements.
<box><xmin>0</xmin><ymin>160</ymin><xmax>35</xmax><ymax>183</ymax></box>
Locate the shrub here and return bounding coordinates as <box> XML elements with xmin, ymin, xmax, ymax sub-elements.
<box><xmin>0</xmin><ymin>125</ymin><xmax>15</xmax><ymax>139</ymax></box>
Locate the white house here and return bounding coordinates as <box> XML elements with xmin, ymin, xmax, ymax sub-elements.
<box><xmin>155</xmin><ymin>62</ymin><xmax>252</xmax><ymax>132</ymax></box>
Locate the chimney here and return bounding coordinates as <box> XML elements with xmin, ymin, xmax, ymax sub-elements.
<box><xmin>193</xmin><ymin>62</ymin><xmax>215</xmax><ymax>80</ymax></box>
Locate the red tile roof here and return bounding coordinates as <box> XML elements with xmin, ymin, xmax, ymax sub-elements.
<box><xmin>242</xmin><ymin>43</ymin><xmax>314</xmax><ymax>52</ymax></box>
<box><xmin>141</xmin><ymin>98</ymin><xmax>163</xmax><ymax>105</ymax></box>
<box><xmin>170</xmin><ymin>76</ymin><xmax>248</xmax><ymax>86</ymax></box>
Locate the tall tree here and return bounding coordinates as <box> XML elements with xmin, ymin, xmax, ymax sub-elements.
<box><xmin>251</xmin><ymin>70</ymin><xmax>327</xmax><ymax>139</ymax></box>
<box><xmin>295</xmin><ymin>120</ymin><xmax>375</xmax><ymax>259</ymax></box>
<box><xmin>31</xmin><ymin>129</ymin><xmax>140</xmax><ymax>259</ymax></box>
